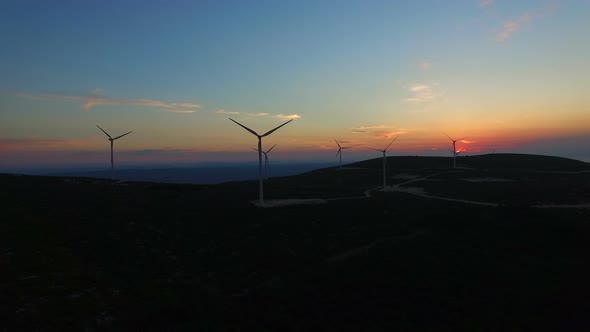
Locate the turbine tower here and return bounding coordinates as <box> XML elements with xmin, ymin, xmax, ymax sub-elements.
<box><xmin>443</xmin><ymin>132</ymin><xmax>466</xmax><ymax>169</ymax></box>
<box><xmin>252</xmin><ymin>144</ymin><xmax>277</xmax><ymax>179</ymax></box>
<box><xmin>229</xmin><ymin>118</ymin><xmax>293</xmax><ymax>205</ymax></box>
<box><xmin>97</xmin><ymin>125</ymin><xmax>133</xmax><ymax>179</ymax></box>
<box><xmin>334</xmin><ymin>139</ymin><xmax>351</xmax><ymax>169</ymax></box>
<box><xmin>370</xmin><ymin>136</ymin><xmax>398</xmax><ymax>189</ymax></box>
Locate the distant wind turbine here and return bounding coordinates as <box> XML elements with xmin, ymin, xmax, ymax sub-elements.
<box><xmin>252</xmin><ymin>144</ymin><xmax>277</xmax><ymax>179</ymax></box>
<box><xmin>229</xmin><ymin>118</ymin><xmax>293</xmax><ymax>206</ymax></box>
<box><xmin>334</xmin><ymin>139</ymin><xmax>351</xmax><ymax>169</ymax></box>
<box><xmin>97</xmin><ymin>125</ymin><xmax>133</xmax><ymax>178</ymax></box>
<box><xmin>443</xmin><ymin>132</ymin><xmax>466</xmax><ymax>169</ymax></box>
<box><xmin>370</xmin><ymin>136</ymin><xmax>398</xmax><ymax>189</ymax></box>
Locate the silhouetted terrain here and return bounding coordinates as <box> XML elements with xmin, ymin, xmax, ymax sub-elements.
<box><xmin>2</xmin><ymin>154</ymin><xmax>590</xmax><ymax>331</ymax></box>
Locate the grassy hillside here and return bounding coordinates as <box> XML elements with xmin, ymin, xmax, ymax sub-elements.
<box><xmin>2</xmin><ymin>153</ymin><xmax>590</xmax><ymax>331</ymax></box>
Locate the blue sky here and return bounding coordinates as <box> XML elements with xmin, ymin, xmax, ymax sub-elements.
<box><xmin>1</xmin><ymin>0</ymin><xmax>589</xmax><ymax>169</ymax></box>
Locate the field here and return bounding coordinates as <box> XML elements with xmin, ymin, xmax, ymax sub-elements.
<box><xmin>2</xmin><ymin>154</ymin><xmax>590</xmax><ymax>331</ymax></box>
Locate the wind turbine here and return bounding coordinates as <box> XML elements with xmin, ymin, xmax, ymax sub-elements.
<box><xmin>369</xmin><ymin>136</ymin><xmax>398</xmax><ymax>189</ymax></box>
<box><xmin>229</xmin><ymin>118</ymin><xmax>293</xmax><ymax>206</ymax></box>
<box><xmin>251</xmin><ymin>144</ymin><xmax>277</xmax><ymax>179</ymax></box>
<box><xmin>97</xmin><ymin>125</ymin><xmax>133</xmax><ymax>179</ymax></box>
<box><xmin>334</xmin><ymin>139</ymin><xmax>351</xmax><ymax>169</ymax></box>
<box><xmin>443</xmin><ymin>132</ymin><xmax>466</xmax><ymax>169</ymax></box>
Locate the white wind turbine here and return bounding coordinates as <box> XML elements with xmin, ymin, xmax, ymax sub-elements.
<box><xmin>369</xmin><ymin>136</ymin><xmax>398</xmax><ymax>189</ymax></box>
<box><xmin>443</xmin><ymin>132</ymin><xmax>466</xmax><ymax>169</ymax></box>
<box><xmin>251</xmin><ymin>144</ymin><xmax>277</xmax><ymax>179</ymax></box>
<box><xmin>97</xmin><ymin>125</ymin><xmax>133</xmax><ymax>178</ymax></box>
<box><xmin>334</xmin><ymin>139</ymin><xmax>351</xmax><ymax>169</ymax></box>
<box><xmin>229</xmin><ymin>118</ymin><xmax>293</xmax><ymax>205</ymax></box>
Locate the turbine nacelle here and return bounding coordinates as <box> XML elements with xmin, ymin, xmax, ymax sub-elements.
<box><xmin>96</xmin><ymin>124</ymin><xmax>133</xmax><ymax>178</ymax></box>
<box><xmin>251</xmin><ymin>144</ymin><xmax>277</xmax><ymax>179</ymax></box>
<box><xmin>335</xmin><ymin>146</ymin><xmax>351</xmax><ymax>155</ymax></box>
<box><xmin>443</xmin><ymin>131</ymin><xmax>467</xmax><ymax>168</ymax></box>
<box><xmin>370</xmin><ymin>136</ymin><xmax>399</xmax><ymax>189</ymax></box>
<box><xmin>97</xmin><ymin>125</ymin><xmax>133</xmax><ymax>141</ymax></box>
<box><xmin>369</xmin><ymin>136</ymin><xmax>399</xmax><ymax>153</ymax></box>
<box><xmin>230</xmin><ymin>118</ymin><xmax>293</xmax><ymax>139</ymax></box>
<box><xmin>334</xmin><ymin>138</ymin><xmax>352</xmax><ymax>168</ymax></box>
<box><xmin>443</xmin><ymin>131</ymin><xmax>466</xmax><ymax>144</ymax></box>
<box><xmin>229</xmin><ymin>118</ymin><xmax>293</xmax><ymax>205</ymax></box>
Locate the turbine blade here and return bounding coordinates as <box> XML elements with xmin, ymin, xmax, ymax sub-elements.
<box><xmin>229</xmin><ymin>118</ymin><xmax>260</xmax><ymax>137</ymax></box>
<box><xmin>266</xmin><ymin>144</ymin><xmax>277</xmax><ymax>153</ymax></box>
<box><xmin>385</xmin><ymin>136</ymin><xmax>398</xmax><ymax>151</ymax></box>
<box><xmin>334</xmin><ymin>138</ymin><xmax>341</xmax><ymax>148</ymax></box>
<box><xmin>113</xmin><ymin>131</ymin><xmax>133</xmax><ymax>140</ymax></box>
<box><xmin>251</xmin><ymin>148</ymin><xmax>259</xmax><ymax>152</ymax></box>
<box><xmin>261</xmin><ymin>119</ymin><xmax>293</xmax><ymax>137</ymax></box>
<box><xmin>342</xmin><ymin>147</ymin><xmax>352</xmax><ymax>149</ymax></box>
<box><xmin>442</xmin><ymin>131</ymin><xmax>453</xmax><ymax>141</ymax></box>
<box><xmin>336</xmin><ymin>148</ymin><xmax>341</xmax><ymax>157</ymax></box>
<box><xmin>96</xmin><ymin>125</ymin><xmax>112</xmax><ymax>139</ymax></box>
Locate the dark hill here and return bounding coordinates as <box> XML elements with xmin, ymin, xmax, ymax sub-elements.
<box><xmin>459</xmin><ymin>153</ymin><xmax>590</xmax><ymax>171</ymax></box>
<box><xmin>343</xmin><ymin>153</ymin><xmax>590</xmax><ymax>171</ymax></box>
<box><xmin>2</xmin><ymin>153</ymin><xmax>590</xmax><ymax>331</ymax></box>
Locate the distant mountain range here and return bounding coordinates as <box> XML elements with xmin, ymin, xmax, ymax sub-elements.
<box><xmin>44</xmin><ymin>161</ymin><xmax>336</xmax><ymax>184</ymax></box>
<box><xmin>5</xmin><ymin>153</ymin><xmax>588</xmax><ymax>185</ymax></box>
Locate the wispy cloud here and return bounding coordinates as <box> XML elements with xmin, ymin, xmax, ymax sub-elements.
<box><xmin>0</xmin><ymin>138</ymin><xmax>90</xmax><ymax>150</ymax></box>
<box><xmin>123</xmin><ymin>148</ymin><xmax>198</xmax><ymax>155</ymax></box>
<box><xmin>353</xmin><ymin>125</ymin><xmax>389</xmax><ymax>131</ymax></box>
<box><xmin>275</xmin><ymin>114</ymin><xmax>301</xmax><ymax>120</ymax></box>
<box><xmin>216</xmin><ymin>109</ymin><xmax>240</xmax><ymax>115</ymax></box>
<box><xmin>418</xmin><ymin>61</ymin><xmax>432</xmax><ymax>71</ymax></box>
<box><xmin>351</xmin><ymin>125</ymin><xmax>408</xmax><ymax>138</ymax></box>
<box><xmin>228</xmin><ymin>113</ymin><xmax>301</xmax><ymax>122</ymax></box>
<box><xmin>404</xmin><ymin>84</ymin><xmax>439</xmax><ymax>103</ymax></box>
<box><xmin>495</xmin><ymin>13</ymin><xmax>532</xmax><ymax>41</ymax></box>
<box><xmin>480</xmin><ymin>0</ymin><xmax>494</xmax><ymax>7</ymax></box>
<box><xmin>13</xmin><ymin>91</ymin><xmax>201</xmax><ymax>112</ymax></box>
<box><xmin>373</xmin><ymin>127</ymin><xmax>408</xmax><ymax>139</ymax></box>
<box><xmin>352</xmin><ymin>125</ymin><xmax>390</xmax><ymax>134</ymax></box>
<box><xmin>373</xmin><ymin>130</ymin><xmax>402</xmax><ymax>139</ymax></box>
<box><xmin>164</xmin><ymin>109</ymin><xmax>197</xmax><ymax>114</ymax></box>
<box><xmin>494</xmin><ymin>4</ymin><xmax>557</xmax><ymax>42</ymax></box>
<box><xmin>82</xmin><ymin>97</ymin><xmax>200</xmax><ymax>111</ymax></box>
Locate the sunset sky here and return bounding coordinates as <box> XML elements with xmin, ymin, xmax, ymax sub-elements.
<box><xmin>1</xmin><ymin>0</ymin><xmax>589</xmax><ymax>170</ymax></box>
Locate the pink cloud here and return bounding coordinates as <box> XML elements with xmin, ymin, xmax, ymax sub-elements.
<box><xmin>0</xmin><ymin>138</ymin><xmax>91</xmax><ymax>151</ymax></box>
<box><xmin>480</xmin><ymin>0</ymin><xmax>494</xmax><ymax>7</ymax></box>
<box><xmin>418</xmin><ymin>61</ymin><xmax>432</xmax><ymax>70</ymax></box>
<box><xmin>404</xmin><ymin>84</ymin><xmax>440</xmax><ymax>103</ymax></box>
<box><xmin>275</xmin><ymin>114</ymin><xmax>301</xmax><ymax>120</ymax></box>
<box><xmin>495</xmin><ymin>13</ymin><xmax>532</xmax><ymax>41</ymax></box>
<box><xmin>495</xmin><ymin>4</ymin><xmax>557</xmax><ymax>42</ymax></box>
<box><xmin>216</xmin><ymin>109</ymin><xmax>240</xmax><ymax>115</ymax></box>
<box><xmin>13</xmin><ymin>91</ymin><xmax>201</xmax><ymax>112</ymax></box>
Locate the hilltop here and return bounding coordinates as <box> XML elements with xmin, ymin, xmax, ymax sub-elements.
<box><xmin>2</xmin><ymin>153</ymin><xmax>590</xmax><ymax>331</ymax></box>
